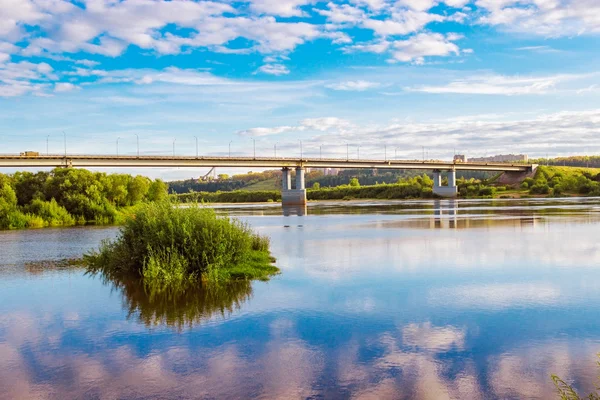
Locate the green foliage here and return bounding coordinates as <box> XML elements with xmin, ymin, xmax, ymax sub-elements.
<box><xmin>309</xmin><ymin>175</ymin><xmax>431</xmax><ymax>200</ymax></box>
<box><xmin>175</xmin><ymin>190</ymin><xmax>281</xmax><ymax>203</ymax></box>
<box><xmin>529</xmin><ymin>166</ymin><xmax>600</xmax><ymax>196</ymax></box>
<box><xmin>349</xmin><ymin>177</ymin><xmax>360</xmax><ymax>187</ymax></box>
<box><xmin>169</xmin><ymin>170</ymin><xmax>282</xmax><ymax>194</ymax></box>
<box><xmin>85</xmin><ymin>201</ymin><xmax>278</xmax><ymax>284</ymax></box>
<box><xmin>147</xmin><ymin>179</ymin><xmax>169</xmax><ymax>202</ymax></box>
<box><xmin>0</xmin><ymin>168</ymin><xmax>169</xmax><ymax>230</ymax></box>
<box><xmin>24</xmin><ymin>199</ymin><xmax>75</xmax><ymax>227</ymax></box>
<box><xmin>312</xmin><ymin>182</ymin><xmax>321</xmax><ymax>190</ymax></box>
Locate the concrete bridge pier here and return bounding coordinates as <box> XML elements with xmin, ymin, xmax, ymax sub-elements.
<box><xmin>432</xmin><ymin>169</ymin><xmax>458</xmax><ymax>198</ymax></box>
<box><xmin>282</xmin><ymin>167</ymin><xmax>291</xmax><ymax>190</ymax></box>
<box><xmin>281</xmin><ymin>167</ymin><xmax>307</xmax><ymax>207</ymax></box>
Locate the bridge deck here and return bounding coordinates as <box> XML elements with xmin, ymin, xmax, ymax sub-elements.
<box><xmin>0</xmin><ymin>155</ymin><xmax>533</xmax><ymax>172</ymax></box>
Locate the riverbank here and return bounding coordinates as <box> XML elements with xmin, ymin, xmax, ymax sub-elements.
<box><xmin>0</xmin><ymin>168</ymin><xmax>168</xmax><ymax>230</ymax></box>
<box><xmin>174</xmin><ymin>166</ymin><xmax>600</xmax><ymax>204</ymax></box>
<box><xmin>3</xmin><ymin>166</ymin><xmax>599</xmax><ymax>230</ymax></box>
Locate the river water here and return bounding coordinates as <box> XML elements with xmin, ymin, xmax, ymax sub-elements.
<box><xmin>1</xmin><ymin>198</ymin><xmax>600</xmax><ymax>399</ymax></box>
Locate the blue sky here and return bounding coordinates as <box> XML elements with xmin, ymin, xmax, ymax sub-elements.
<box><xmin>1</xmin><ymin>0</ymin><xmax>599</xmax><ymax>179</ymax></box>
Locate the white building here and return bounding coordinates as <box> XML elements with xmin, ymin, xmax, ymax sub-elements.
<box><xmin>469</xmin><ymin>154</ymin><xmax>528</xmax><ymax>163</ymax></box>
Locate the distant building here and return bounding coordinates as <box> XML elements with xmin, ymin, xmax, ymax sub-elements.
<box><xmin>453</xmin><ymin>154</ymin><xmax>467</xmax><ymax>163</ymax></box>
<box><xmin>469</xmin><ymin>154</ymin><xmax>528</xmax><ymax>163</ymax></box>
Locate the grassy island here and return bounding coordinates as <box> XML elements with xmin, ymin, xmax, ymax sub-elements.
<box><xmin>85</xmin><ymin>201</ymin><xmax>279</xmax><ymax>284</ymax></box>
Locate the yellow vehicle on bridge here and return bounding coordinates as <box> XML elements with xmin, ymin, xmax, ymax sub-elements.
<box><xmin>20</xmin><ymin>151</ymin><xmax>40</xmax><ymax>157</ymax></box>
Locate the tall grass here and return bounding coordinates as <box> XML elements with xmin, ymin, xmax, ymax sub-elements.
<box><xmin>85</xmin><ymin>201</ymin><xmax>278</xmax><ymax>284</ymax></box>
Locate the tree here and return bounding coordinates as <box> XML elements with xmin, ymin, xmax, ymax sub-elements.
<box><xmin>127</xmin><ymin>176</ymin><xmax>150</xmax><ymax>205</ymax></box>
<box><xmin>218</xmin><ymin>174</ymin><xmax>230</xmax><ymax>180</ymax></box>
<box><xmin>312</xmin><ymin>182</ymin><xmax>320</xmax><ymax>190</ymax></box>
<box><xmin>147</xmin><ymin>179</ymin><xmax>168</xmax><ymax>202</ymax></box>
<box><xmin>349</xmin><ymin>178</ymin><xmax>360</xmax><ymax>187</ymax></box>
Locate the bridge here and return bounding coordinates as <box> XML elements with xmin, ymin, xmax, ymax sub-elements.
<box><xmin>0</xmin><ymin>154</ymin><xmax>536</xmax><ymax>204</ymax></box>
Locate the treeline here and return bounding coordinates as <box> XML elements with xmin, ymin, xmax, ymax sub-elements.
<box><xmin>521</xmin><ymin>166</ymin><xmax>600</xmax><ymax>196</ymax></box>
<box><xmin>532</xmin><ymin>156</ymin><xmax>600</xmax><ymax>169</ymax></box>
<box><xmin>174</xmin><ymin>175</ymin><xmax>438</xmax><ymax>203</ymax></box>
<box><xmin>0</xmin><ymin>168</ymin><xmax>168</xmax><ymax>229</ymax></box>
<box><xmin>169</xmin><ymin>170</ymin><xmax>283</xmax><ymax>194</ymax></box>
<box><xmin>175</xmin><ymin>190</ymin><xmax>281</xmax><ymax>203</ymax></box>
<box><xmin>307</xmin><ymin>169</ymin><xmax>495</xmax><ymax>188</ymax></box>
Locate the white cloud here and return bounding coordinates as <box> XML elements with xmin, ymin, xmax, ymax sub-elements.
<box><xmin>325</xmin><ymin>80</ymin><xmax>381</xmax><ymax>91</ymax></box>
<box><xmin>405</xmin><ymin>73</ymin><xmax>592</xmax><ymax>95</ymax></box>
<box><xmin>256</xmin><ymin>64</ymin><xmax>290</xmax><ymax>76</ymax></box>
<box><xmin>389</xmin><ymin>32</ymin><xmax>461</xmax><ymax>64</ymax></box>
<box><xmin>363</xmin><ymin>10</ymin><xmax>444</xmax><ymax>36</ymax></box>
<box><xmin>317</xmin><ymin>3</ymin><xmax>366</xmax><ymax>24</ymax></box>
<box><xmin>300</xmin><ymin>117</ymin><xmax>355</xmax><ymax>131</ymax></box>
<box><xmin>75</xmin><ymin>59</ymin><xmax>100</xmax><ymax>67</ymax></box>
<box><xmin>395</xmin><ymin>0</ymin><xmax>438</xmax><ymax>12</ymax></box>
<box><xmin>9</xmin><ymin>1</ymin><xmax>331</xmax><ymax>59</ymax></box>
<box><xmin>0</xmin><ymin>61</ymin><xmax>55</xmax><ymax>97</ymax></box>
<box><xmin>249</xmin><ymin>0</ymin><xmax>312</xmax><ymax>17</ymax></box>
<box><xmin>344</xmin><ymin>40</ymin><xmax>391</xmax><ymax>54</ymax></box>
<box><xmin>477</xmin><ymin>0</ymin><xmax>600</xmax><ymax>36</ymax></box>
<box><xmin>54</xmin><ymin>82</ymin><xmax>78</xmax><ymax>92</ymax></box>
<box><xmin>349</xmin><ymin>0</ymin><xmax>388</xmax><ymax>11</ymax></box>
<box><xmin>237</xmin><ymin>116</ymin><xmax>355</xmax><ymax>137</ymax></box>
<box><xmin>238</xmin><ymin>126</ymin><xmax>297</xmax><ymax>137</ymax></box>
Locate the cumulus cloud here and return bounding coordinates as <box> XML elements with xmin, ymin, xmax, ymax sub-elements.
<box><xmin>54</xmin><ymin>82</ymin><xmax>78</xmax><ymax>92</ymax></box>
<box><xmin>0</xmin><ymin>61</ymin><xmax>55</xmax><ymax>97</ymax></box>
<box><xmin>477</xmin><ymin>0</ymin><xmax>600</xmax><ymax>36</ymax></box>
<box><xmin>363</xmin><ymin>10</ymin><xmax>444</xmax><ymax>36</ymax></box>
<box><xmin>235</xmin><ymin>108</ymin><xmax>600</xmax><ymax>159</ymax></box>
<box><xmin>389</xmin><ymin>32</ymin><xmax>461</xmax><ymax>64</ymax></box>
<box><xmin>255</xmin><ymin>64</ymin><xmax>290</xmax><ymax>76</ymax></box>
<box><xmin>249</xmin><ymin>0</ymin><xmax>313</xmax><ymax>17</ymax></box>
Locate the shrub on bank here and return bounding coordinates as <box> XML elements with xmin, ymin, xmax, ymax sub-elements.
<box><xmin>175</xmin><ymin>190</ymin><xmax>281</xmax><ymax>203</ymax></box>
<box><xmin>24</xmin><ymin>199</ymin><xmax>76</xmax><ymax>227</ymax></box>
<box><xmin>85</xmin><ymin>201</ymin><xmax>278</xmax><ymax>284</ymax></box>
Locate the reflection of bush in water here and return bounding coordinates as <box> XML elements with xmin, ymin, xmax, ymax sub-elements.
<box><xmin>552</xmin><ymin>354</ymin><xmax>600</xmax><ymax>400</ymax></box>
<box><xmin>108</xmin><ymin>275</ymin><xmax>253</xmax><ymax>330</ymax></box>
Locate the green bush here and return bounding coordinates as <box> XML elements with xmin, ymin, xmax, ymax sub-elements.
<box><xmin>530</xmin><ymin>184</ymin><xmax>550</xmax><ymax>195</ymax></box>
<box><xmin>85</xmin><ymin>202</ymin><xmax>278</xmax><ymax>284</ymax></box>
<box><xmin>25</xmin><ymin>199</ymin><xmax>75</xmax><ymax>226</ymax></box>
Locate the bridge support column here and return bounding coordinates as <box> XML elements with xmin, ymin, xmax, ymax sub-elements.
<box><xmin>282</xmin><ymin>167</ymin><xmax>291</xmax><ymax>191</ymax></box>
<box><xmin>433</xmin><ymin>170</ymin><xmax>442</xmax><ymax>189</ymax></box>
<box><xmin>432</xmin><ymin>169</ymin><xmax>457</xmax><ymax>198</ymax></box>
<box><xmin>281</xmin><ymin>167</ymin><xmax>307</xmax><ymax>207</ymax></box>
<box><xmin>295</xmin><ymin>167</ymin><xmax>305</xmax><ymax>190</ymax></box>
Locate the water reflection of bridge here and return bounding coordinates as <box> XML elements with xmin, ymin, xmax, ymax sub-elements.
<box><xmin>430</xmin><ymin>200</ymin><xmax>538</xmax><ymax>229</ymax></box>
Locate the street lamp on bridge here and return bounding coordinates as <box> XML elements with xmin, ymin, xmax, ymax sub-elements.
<box><xmin>116</xmin><ymin>137</ymin><xmax>121</xmax><ymax>157</ymax></box>
<box><xmin>173</xmin><ymin>139</ymin><xmax>176</xmax><ymax>157</ymax></box>
<box><xmin>194</xmin><ymin>136</ymin><xmax>198</xmax><ymax>158</ymax></box>
<box><xmin>298</xmin><ymin>139</ymin><xmax>302</xmax><ymax>159</ymax></box>
<box><xmin>135</xmin><ymin>134</ymin><xmax>139</xmax><ymax>157</ymax></box>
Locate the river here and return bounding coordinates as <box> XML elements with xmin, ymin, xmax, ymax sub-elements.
<box><xmin>1</xmin><ymin>198</ymin><xmax>600</xmax><ymax>399</ymax></box>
